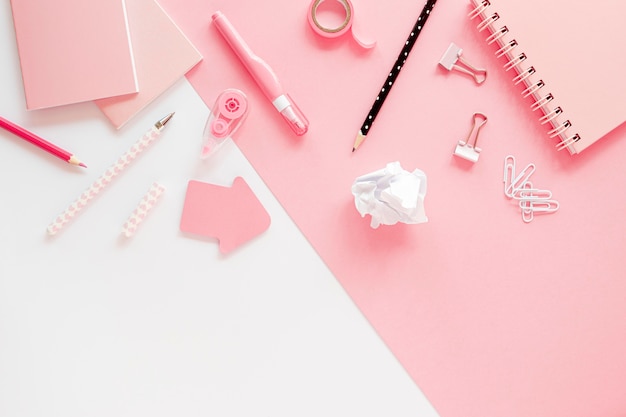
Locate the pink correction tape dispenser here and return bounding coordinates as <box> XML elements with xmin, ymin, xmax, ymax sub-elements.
<box><xmin>201</xmin><ymin>89</ymin><xmax>249</xmax><ymax>158</ymax></box>
<box><xmin>212</xmin><ymin>11</ymin><xmax>309</xmax><ymax>136</ymax></box>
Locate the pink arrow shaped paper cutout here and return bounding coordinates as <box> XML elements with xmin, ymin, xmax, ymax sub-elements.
<box><xmin>180</xmin><ymin>177</ymin><xmax>271</xmax><ymax>254</ymax></box>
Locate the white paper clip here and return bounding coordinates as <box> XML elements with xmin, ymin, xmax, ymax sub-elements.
<box><xmin>454</xmin><ymin>113</ymin><xmax>488</xmax><ymax>163</ymax></box>
<box><xmin>520</xmin><ymin>199</ymin><xmax>560</xmax><ymax>213</ymax></box>
<box><xmin>512</xmin><ymin>187</ymin><xmax>552</xmax><ymax>201</ymax></box>
<box><xmin>505</xmin><ymin>162</ymin><xmax>536</xmax><ymax>197</ymax></box>
<box><xmin>519</xmin><ymin>181</ymin><xmax>535</xmax><ymax>223</ymax></box>
<box><xmin>439</xmin><ymin>42</ymin><xmax>487</xmax><ymax>85</ymax></box>
<box><xmin>503</xmin><ymin>155</ymin><xmax>516</xmax><ymax>194</ymax></box>
<box><xmin>519</xmin><ymin>195</ymin><xmax>559</xmax><ymax>224</ymax></box>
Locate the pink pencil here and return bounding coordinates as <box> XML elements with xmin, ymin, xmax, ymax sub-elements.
<box><xmin>0</xmin><ymin>116</ymin><xmax>86</xmax><ymax>167</ymax></box>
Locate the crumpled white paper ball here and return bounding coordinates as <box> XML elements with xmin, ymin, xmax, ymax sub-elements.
<box><xmin>351</xmin><ymin>161</ymin><xmax>428</xmax><ymax>229</ymax></box>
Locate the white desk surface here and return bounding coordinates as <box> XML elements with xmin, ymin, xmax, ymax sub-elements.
<box><xmin>0</xmin><ymin>2</ymin><xmax>438</xmax><ymax>416</ymax></box>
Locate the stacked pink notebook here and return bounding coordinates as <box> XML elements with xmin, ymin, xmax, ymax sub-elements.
<box><xmin>95</xmin><ymin>0</ymin><xmax>202</xmax><ymax>128</ymax></box>
<box><xmin>10</xmin><ymin>0</ymin><xmax>201</xmax><ymax>127</ymax></box>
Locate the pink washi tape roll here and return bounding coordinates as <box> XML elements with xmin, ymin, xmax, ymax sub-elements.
<box><xmin>308</xmin><ymin>0</ymin><xmax>375</xmax><ymax>49</ymax></box>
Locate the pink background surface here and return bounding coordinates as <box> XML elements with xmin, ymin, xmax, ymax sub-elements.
<box><xmin>158</xmin><ymin>0</ymin><xmax>626</xmax><ymax>415</ymax></box>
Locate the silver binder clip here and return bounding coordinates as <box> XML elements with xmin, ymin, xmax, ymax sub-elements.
<box><xmin>454</xmin><ymin>113</ymin><xmax>488</xmax><ymax>163</ymax></box>
<box><xmin>439</xmin><ymin>42</ymin><xmax>487</xmax><ymax>85</ymax></box>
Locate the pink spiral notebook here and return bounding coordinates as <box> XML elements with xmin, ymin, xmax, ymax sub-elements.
<box><xmin>469</xmin><ymin>0</ymin><xmax>626</xmax><ymax>154</ymax></box>
<box><xmin>9</xmin><ymin>0</ymin><xmax>138</xmax><ymax>110</ymax></box>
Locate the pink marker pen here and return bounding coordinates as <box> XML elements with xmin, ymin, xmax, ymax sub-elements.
<box><xmin>212</xmin><ymin>11</ymin><xmax>309</xmax><ymax>136</ymax></box>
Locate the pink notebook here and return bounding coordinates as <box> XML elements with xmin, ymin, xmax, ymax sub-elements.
<box><xmin>469</xmin><ymin>0</ymin><xmax>626</xmax><ymax>154</ymax></box>
<box><xmin>95</xmin><ymin>0</ymin><xmax>202</xmax><ymax>129</ymax></box>
<box><xmin>9</xmin><ymin>0</ymin><xmax>138</xmax><ymax>110</ymax></box>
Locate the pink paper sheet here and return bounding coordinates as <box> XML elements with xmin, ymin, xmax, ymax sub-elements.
<box><xmin>180</xmin><ymin>178</ymin><xmax>271</xmax><ymax>254</ymax></box>
<box><xmin>159</xmin><ymin>0</ymin><xmax>626</xmax><ymax>416</ymax></box>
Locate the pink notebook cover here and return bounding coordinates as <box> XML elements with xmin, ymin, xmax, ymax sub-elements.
<box><xmin>10</xmin><ymin>0</ymin><xmax>138</xmax><ymax>110</ymax></box>
<box><xmin>470</xmin><ymin>0</ymin><xmax>626</xmax><ymax>154</ymax></box>
<box><xmin>95</xmin><ymin>0</ymin><xmax>202</xmax><ymax>129</ymax></box>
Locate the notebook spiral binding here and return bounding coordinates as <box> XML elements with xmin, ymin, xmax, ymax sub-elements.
<box><xmin>468</xmin><ymin>0</ymin><xmax>580</xmax><ymax>152</ymax></box>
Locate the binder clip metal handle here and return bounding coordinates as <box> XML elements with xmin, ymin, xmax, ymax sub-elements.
<box><xmin>454</xmin><ymin>113</ymin><xmax>488</xmax><ymax>163</ymax></box>
<box><xmin>439</xmin><ymin>42</ymin><xmax>487</xmax><ymax>85</ymax></box>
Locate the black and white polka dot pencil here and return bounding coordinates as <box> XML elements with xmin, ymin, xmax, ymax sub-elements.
<box><xmin>352</xmin><ymin>0</ymin><xmax>438</xmax><ymax>152</ymax></box>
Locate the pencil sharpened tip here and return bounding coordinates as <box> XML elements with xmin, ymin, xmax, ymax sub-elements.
<box><xmin>352</xmin><ymin>131</ymin><xmax>366</xmax><ymax>152</ymax></box>
<box><xmin>68</xmin><ymin>155</ymin><xmax>87</xmax><ymax>167</ymax></box>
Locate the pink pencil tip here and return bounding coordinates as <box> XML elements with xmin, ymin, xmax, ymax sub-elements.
<box><xmin>68</xmin><ymin>156</ymin><xmax>87</xmax><ymax>167</ymax></box>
